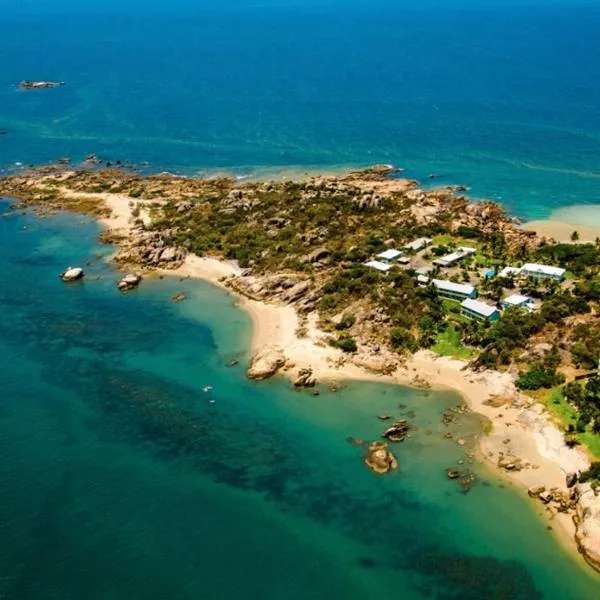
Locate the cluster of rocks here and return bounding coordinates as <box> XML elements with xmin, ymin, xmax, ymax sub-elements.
<box><xmin>117</xmin><ymin>273</ymin><xmax>141</xmax><ymax>291</ymax></box>
<box><xmin>528</xmin><ymin>484</ymin><xmax>579</xmax><ymax>512</ymax></box>
<box><xmin>294</xmin><ymin>367</ymin><xmax>317</xmax><ymax>388</ymax></box>
<box><xmin>220</xmin><ymin>188</ymin><xmax>260</xmax><ymax>213</ymax></box>
<box><xmin>446</xmin><ymin>468</ymin><xmax>477</xmax><ymax>493</ymax></box>
<box><xmin>364</xmin><ymin>441</ymin><xmax>398</xmax><ymax>474</ymax></box>
<box><xmin>497</xmin><ymin>453</ymin><xmax>526</xmax><ymax>472</ymax></box>
<box><xmin>382</xmin><ymin>419</ymin><xmax>411</xmax><ymax>442</ymax></box>
<box><xmin>116</xmin><ymin>228</ymin><xmax>186</xmax><ymax>270</ymax></box>
<box><xmin>441</xmin><ymin>403</ymin><xmax>470</xmax><ymax>425</ymax></box>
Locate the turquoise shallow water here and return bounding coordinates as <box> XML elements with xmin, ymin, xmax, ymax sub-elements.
<box><xmin>2</xmin><ymin>203</ymin><xmax>600</xmax><ymax>598</ymax></box>
<box><xmin>1</xmin><ymin>4</ymin><xmax>600</xmax><ymax>219</ymax></box>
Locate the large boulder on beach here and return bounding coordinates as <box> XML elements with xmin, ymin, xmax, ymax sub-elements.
<box><xmin>61</xmin><ymin>267</ymin><xmax>84</xmax><ymax>282</ymax></box>
<box><xmin>565</xmin><ymin>472</ymin><xmax>578</xmax><ymax>488</ymax></box>
<box><xmin>281</xmin><ymin>280</ymin><xmax>310</xmax><ymax>303</ymax></box>
<box><xmin>574</xmin><ymin>483</ymin><xmax>600</xmax><ymax>570</ymax></box>
<box><xmin>364</xmin><ymin>441</ymin><xmax>398</xmax><ymax>474</ymax></box>
<box><xmin>247</xmin><ymin>346</ymin><xmax>287</xmax><ymax>381</ymax></box>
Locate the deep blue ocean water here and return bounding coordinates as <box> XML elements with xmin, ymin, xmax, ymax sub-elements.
<box><xmin>2</xmin><ymin>202</ymin><xmax>600</xmax><ymax>598</ymax></box>
<box><xmin>1</xmin><ymin>3</ymin><xmax>600</xmax><ymax>219</ymax></box>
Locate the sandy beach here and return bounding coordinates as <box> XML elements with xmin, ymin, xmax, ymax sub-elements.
<box><xmin>522</xmin><ymin>219</ymin><xmax>600</xmax><ymax>243</ymax></box>
<box><xmin>88</xmin><ymin>189</ymin><xmax>594</xmax><ymax>561</ymax></box>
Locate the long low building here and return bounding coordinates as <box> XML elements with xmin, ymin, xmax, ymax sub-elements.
<box><xmin>461</xmin><ymin>298</ymin><xmax>501</xmax><ymax>321</ymax></box>
<box><xmin>376</xmin><ymin>249</ymin><xmax>403</xmax><ymax>263</ymax></box>
<box><xmin>521</xmin><ymin>263</ymin><xmax>566</xmax><ymax>282</ymax></box>
<box><xmin>403</xmin><ymin>237</ymin><xmax>432</xmax><ymax>252</ymax></box>
<box><xmin>418</xmin><ymin>276</ymin><xmax>478</xmax><ymax>301</ymax></box>
<box><xmin>365</xmin><ymin>260</ymin><xmax>392</xmax><ymax>273</ymax></box>
<box><xmin>434</xmin><ymin>246</ymin><xmax>476</xmax><ymax>268</ymax></box>
<box><xmin>497</xmin><ymin>263</ymin><xmax>565</xmax><ymax>282</ymax></box>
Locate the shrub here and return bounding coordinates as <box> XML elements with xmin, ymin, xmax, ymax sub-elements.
<box><xmin>456</xmin><ymin>225</ymin><xmax>483</xmax><ymax>239</ymax></box>
<box><xmin>336</xmin><ymin>336</ymin><xmax>358</xmax><ymax>353</ymax></box>
<box><xmin>335</xmin><ymin>313</ymin><xmax>356</xmax><ymax>331</ymax></box>
<box><xmin>580</xmin><ymin>462</ymin><xmax>600</xmax><ymax>484</ymax></box>
<box><xmin>390</xmin><ymin>327</ymin><xmax>417</xmax><ymax>353</ymax></box>
<box><xmin>516</xmin><ymin>366</ymin><xmax>565</xmax><ymax>390</ymax></box>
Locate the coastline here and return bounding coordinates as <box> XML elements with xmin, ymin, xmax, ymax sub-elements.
<box><xmin>96</xmin><ymin>190</ymin><xmax>593</xmax><ymax>564</ymax></box>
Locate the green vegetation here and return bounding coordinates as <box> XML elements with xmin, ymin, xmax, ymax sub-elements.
<box><xmin>536</xmin><ymin>242</ymin><xmax>600</xmax><ymax>276</ymax></box>
<box><xmin>516</xmin><ymin>346</ymin><xmax>565</xmax><ymax>390</ymax></box>
<box><xmin>432</xmin><ymin>325</ymin><xmax>476</xmax><ymax>360</ymax></box>
<box><xmin>330</xmin><ymin>335</ymin><xmax>358</xmax><ymax>353</ymax></box>
<box><xmin>389</xmin><ymin>327</ymin><xmax>418</xmax><ymax>353</ymax></box>
<box><xmin>580</xmin><ymin>462</ymin><xmax>600</xmax><ymax>485</ymax></box>
<box><xmin>543</xmin><ymin>386</ymin><xmax>578</xmax><ymax>425</ymax></box>
<box><xmin>563</xmin><ymin>377</ymin><xmax>600</xmax><ymax>435</ymax></box>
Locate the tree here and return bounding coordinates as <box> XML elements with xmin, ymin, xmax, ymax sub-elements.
<box><xmin>390</xmin><ymin>327</ymin><xmax>417</xmax><ymax>353</ymax></box>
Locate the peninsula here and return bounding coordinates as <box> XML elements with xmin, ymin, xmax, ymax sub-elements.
<box><xmin>2</xmin><ymin>163</ymin><xmax>600</xmax><ymax>569</ymax></box>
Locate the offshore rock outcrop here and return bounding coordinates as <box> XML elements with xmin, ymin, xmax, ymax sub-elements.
<box><xmin>117</xmin><ymin>273</ymin><xmax>141</xmax><ymax>291</ymax></box>
<box><xmin>364</xmin><ymin>441</ymin><xmax>398</xmax><ymax>474</ymax></box>
<box><xmin>61</xmin><ymin>267</ymin><xmax>84</xmax><ymax>282</ymax></box>
<box><xmin>19</xmin><ymin>80</ymin><xmax>65</xmax><ymax>90</ymax></box>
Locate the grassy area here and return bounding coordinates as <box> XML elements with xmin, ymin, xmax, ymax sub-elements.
<box><xmin>579</xmin><ymin>431</ymin><xmax>600</xmax><ymax>460</ymax></box>
<box><xmin>432</xmin><ymin>325</ymin><xmax>476</xmax><ymax>360</ymax></box>
<box><xmin>534</xmin><ymin>386</ymin><xmax>600</xmax><ymax>460</ymax></box>
<box><xmin>542</xmin><ymin>386</ymin><xmax>578</xmax><ymax>425</ymax></box>
<box><xmin>432</xmin><ymin>234</ymin><xmax>456</xmax><ymax>246</ymax></box>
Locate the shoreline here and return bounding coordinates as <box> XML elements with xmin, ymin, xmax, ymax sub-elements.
<box><xmin>13</xmin><ymin>173</ymin><xmax>600</xmax><ymax>572</ymax></box>
<box><xmin>169</xmin><ymin>254</ymin><xmax>592</xmax><ymax>564</ymax></box>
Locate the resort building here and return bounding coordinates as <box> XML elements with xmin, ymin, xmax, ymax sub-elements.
<box><xmin>520</xmin><ymin>263</ymin><xmax>566</xmax><ymax>282</ymax></box>
<box><xmin>365</xmin><ymin>260</ymin><xmax>392</xmax><ymax>273</ymax></box>
<box><xmin>434</xmin><ymin>247</ymin><xmax>476</xmax><ymax>268</ymax></box>
<box><xmin>403</xmin><ymin>237</ymin><xmax>432</xmax><ymax>253</ymax></box>
<box><xmin>501</xmin><ymin>294</ymin><xmax>536</xmax><ymax>312</ymax></box>
<box><xmin>417</xmin><ymin>277</ymin><xmax>478</xmax><ymax>301</ymax></box>
<box><xmin>376</xmin><ymin>249</ymin><xmax>403</xmax><ymax>264</ymax></box>
<box><xmin>460</xmin><ymin>298</ymin><xmax>501</xmax><ymax>322</ymax></box>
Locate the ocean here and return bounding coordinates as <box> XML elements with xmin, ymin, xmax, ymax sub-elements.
<box><xmin>1</xmin><ymin>2</ymin><xmax>600</xmax><ymax>219</ymax></box>
<box><xmin>1</xmin><ymin>202</ymin><xmax>600</xmax><ymax>599</ymax></box>
<box><xmin>2</xmin><ymin>2</ymin><xmax>600</xmax><ymax>598</ymax></box>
